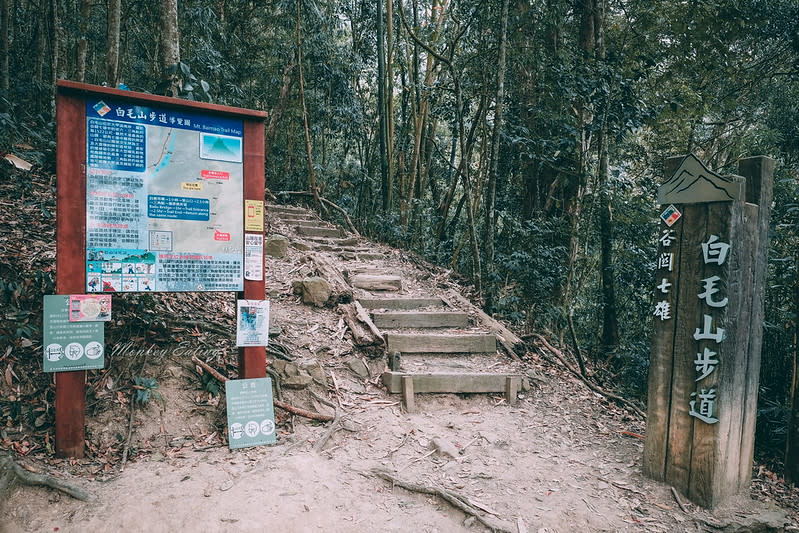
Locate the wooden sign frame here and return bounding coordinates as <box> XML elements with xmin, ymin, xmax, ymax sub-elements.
<box><xmin>55</xmin><ymin>80</ymin><xmax>267</xmax><ymax>457</ymax></box>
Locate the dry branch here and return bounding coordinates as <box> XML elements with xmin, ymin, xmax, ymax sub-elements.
<box><xmin>338</xmin><ymin>302</ymin><xmax>384</xmax><ymax>346</ymax></box>
<box><xmin>371</xmin><ymin>468</ymin><xmax>514</xmax><ymax>533</ymax></box>
<box><xmin>276</xmin><ymin>191</ymin><xmax>361</xmax><ymax>237</ymax></box>
<box><xmin>531</xmin><ymin>334</ymin><xmax>646</xmax><ymax>418</ymax></box>
<box><xmin>447</xmin><ymin>290</ymin><xmax>522</xmax><ymax>361</ymax></box>
<box><xmin>190</xmin><ymin>356</ymin><xmax>335</xmax><ymax>422</ymax></box>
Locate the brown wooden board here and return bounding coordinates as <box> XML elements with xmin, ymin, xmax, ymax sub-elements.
<box><xmin>358</xmin><ymin>297</ymin><xmax>444</xmax><ymax>310</ymax></box>
<box><xmin>268</xmin><ymin>205</ymin><xmax>309</xmax><ymax>215</ymax></box>
<box><xmin>737</xmin><ymin>157</ymin><xmax>774</xmax><ymax>490</ymax></box>
<box><xmin>238</xmin><ymin>120</ymin><xmax>267</xmax><ymax>379</ymax></box>
<box><xmin>55</xmin><ymin>91</ymin><xmax>88</xmax><ymax>458</ymax></box>
<box><xmin>382</xmin><ymin>371</ymin><xmax>521</xmax><ymax>394</ymax></box>
<box><xmin>643</xmin><ymin>195</ymin><xmax>685</xmax><ymax>480</ymax></box>
<box><xmin>385</xmin><ymin>333</ymin><xmax>496</xmax><ymax>354</ymax></box>
<box><xmin>351</xmin><ymin>274</ymin><xmax>402</xmax><ymax>291</ymax></box>
<box><xmin>645</xmin><ymin>156</ymin><xmax>688</xmax><ymax>479</ymax></box>
<box><xmin>296</xmin><ymin>226</ymin><xmax>343</xmax><ymax>238</ymax></box>
<box><xmin>664</xmin><ymin>203</ymin><xmax>708</xmax><ymax>495</ymax></box>
<box><xmin>372</xmin><ymin>311</ymin><xmax>470</xmax><ymax>329</ymax></box>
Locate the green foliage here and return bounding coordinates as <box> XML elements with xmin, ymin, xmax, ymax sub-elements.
<box><xmin>132</xmin><ymin>376</ymin><xmax>165</xmax><ymax>407</ymax></box>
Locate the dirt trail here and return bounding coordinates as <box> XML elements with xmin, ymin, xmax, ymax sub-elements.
<box><xmin>1</xmin><ymin>204</ymin><xmax>790</xmax><ymax>532</ymax></box>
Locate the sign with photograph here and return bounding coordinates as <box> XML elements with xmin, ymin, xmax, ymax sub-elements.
<box><xmin>236</xmin><ymin>300</ymin><xmax>270</xmax><ymax>347</ymax></box>
<box><xmin>43</xmin><ymin>295</ymin><xmax>105</xmax><ymax>372</ymax></box>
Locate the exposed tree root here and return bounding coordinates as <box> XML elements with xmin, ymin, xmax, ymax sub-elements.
<box><xmin>371</xmin><ymin>468</ymin><xmax>515</xmax><ymax>533</ymax></box>
<box><xmin>0</xmin><ymin>453</ymin><xmax>91</xmax><ymax>502</ymax></box>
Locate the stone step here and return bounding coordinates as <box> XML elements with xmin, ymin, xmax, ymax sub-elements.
<box><xmin>382</xmin><ymin>371</ymin><xmax>520</xmax><ymax>410</ymax></box>
<box><xmin>385</xmin><ymin>333</ymin><xmax>496</xmax><ymax>354</ymax></box>
<box><xmin>358</xmin><ymin>297</ymin><xmax>445</xmax><ymax>310</ymax></box>
<box><xmin>268</xmin><ymin>205</ymin><xmax>308</xmax><ymax>215</ymax></box>
<box><xmin>296</xmin><ymin>226</ymin><xmax>344</xmax><ymax>238</ymax></box>
<box><xmin>373</xmin><ymin>311</ymin><xmax>470</xmax><ymax>329</ymax></box>
<box><xmin>351</xmin><ymin>274</ymin><xmax>402</xmax><ymax>292</ymax></box>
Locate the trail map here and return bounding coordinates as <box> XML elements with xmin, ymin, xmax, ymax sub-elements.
<box><xmin>84</xmin><ymin>98</ymin><xmax>244</xmax><ymax>292</ymax></box>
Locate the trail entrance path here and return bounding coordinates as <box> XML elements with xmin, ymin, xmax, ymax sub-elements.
<box><xmin>1</xmin><ymin>202</ymin><xmax>789</xmax><ymax>532</ymax></box>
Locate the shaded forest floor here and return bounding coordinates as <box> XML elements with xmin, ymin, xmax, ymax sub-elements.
<box><xmin>0</xmin><ymin>161</ymin><xmax>797</xmax><ymax>532</ymax></box>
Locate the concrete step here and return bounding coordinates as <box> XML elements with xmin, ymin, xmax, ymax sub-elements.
<box><xmin>385</xmin><ymin>333</ymin><xmax>496</xmax><ymax>354</ymax></box>
<box><xmin>373</xmin><ymin>311</ymin><xmax>470</xmax><ymax>329</ymax></box>
<box><xmin>382</xmin><ymin>371</ymin><xmax>520</xmax><ymax>410</ymax></box>
<box><xmin>358</xmin><ymin>297</ymin><xmax>445</xmax><ymax>310</ymax></box>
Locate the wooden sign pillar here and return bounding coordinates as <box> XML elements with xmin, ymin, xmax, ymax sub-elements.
<box><xmin>643</xmin><ymin>154</ymin><xmax>773</xmax><ymax>508</ymax></box>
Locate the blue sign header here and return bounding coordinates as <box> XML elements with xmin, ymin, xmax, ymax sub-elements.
<box><xmin>87</xmin><ymin>98</ymin><xmax>243</xmax><ymax>137</ymax></box>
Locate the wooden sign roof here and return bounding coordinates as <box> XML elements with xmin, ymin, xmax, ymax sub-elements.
<box><xmin>658</xmin><ymin>154</ymin><xmax>745</xmax><ymax>205</ymax></box>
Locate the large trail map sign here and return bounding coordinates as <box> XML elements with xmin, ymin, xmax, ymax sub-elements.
<box><xmin>84</xmin><ymin>98</ymin><xmax>244</xmax><ymax>292</ymax></box>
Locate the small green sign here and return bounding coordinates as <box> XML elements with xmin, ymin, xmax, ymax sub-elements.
<box><xmin>43</xmin><ymin>295</ymin><xmax>105</xmax><ymax>372</ymax></box>
<box><xmin>225</xmin><ymin>377</ymin><xmax>277</xmax><ymax>449</ymax></box>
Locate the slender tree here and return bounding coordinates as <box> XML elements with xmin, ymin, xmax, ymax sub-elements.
<box><xmin>75</xmin><ymin>0</ymin><xmax>91</xmax><ymax>83</ymax></box>
<box><xmin>106</xmin><ymin>0</ymin><xmax>121</xmax><ymax>87</ymax></box>
<box><xmin>159</xmin><ymin>0</ymin><xmax>180</xmax><ymax>96</ymax></box>
<box><xmin>483</xmin><ymin>0</ymin><xmax>510</xmax><ymax>312</ymax></box>
<box><xmin>0</xmin><ymin>0</ymin><xmax>9</xmax><ymax>91</ymax></box>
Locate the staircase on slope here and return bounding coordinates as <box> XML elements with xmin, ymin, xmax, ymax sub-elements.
<box><xmin>358</xmin><ymin>295</ymin><xmax>521</xmax><ymax>411</ymax></box>
<box><xmin>267</xmin><ymin>202</ymin><xmax>522</xmax><ymax>412</ymax></box>
<box><xmin>267</xmin><ymin>203</ymin><xmax>388</xmax><ymax>261</ymax></box>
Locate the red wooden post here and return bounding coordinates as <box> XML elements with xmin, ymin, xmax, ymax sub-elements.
<box><xmin>239</xmin><ymin>120</ymin><xmax>266</xmax><ymax>378</ymax></box>
<box><xmin>55</xmin><ymin>91</ymin><xmax>88</xmax><ymax>458</ymax></box>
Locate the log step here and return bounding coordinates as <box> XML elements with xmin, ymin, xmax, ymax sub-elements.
<box><xmin>382</xmin><ymin>371</ymin><xmax>520</xmax><ymax>409</ymax></box>
<box><xmin>296</xmin><ymin>226</ymin><xmax>344</xmax><ymax>238</ymax></box>
<box><xmin>358</xmin><ymin>297</ymin><xmax>444</xmax><ymax>310</ymax></box>
<box><xmin>373</xmin><ymin>311</ymin><xmax>470</xmax><ymax>329</ymax></box>
<box><xmin>357</xmin><ymin>253</ymin><xmax>388</xmax><ymax>261</ymax></box>
<box><xmin>290</xmin><ymin>219</ymin><xmax>325</xmax><ymax>227</ymax></box>
<box><xmin>351</xmin><ymin>274</ymin><xmax>402</xmax><ymax>291</ymax></box>
<box><xmin>305</xmin><ymin>236</ymin><xmax>360</xmax><ymax>246</ymax></box>
<box><xmin>268</xmin><ymin>205</ymin><xmax>308</xmax><ymax>215</ymax></box>
<box><xmin>385</xmin><ymin>333</ymin><xmax>496</xmax><ymax>353</ymax></box>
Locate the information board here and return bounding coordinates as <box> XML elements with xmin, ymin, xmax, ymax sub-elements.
<box><xmin>84</xmin><ymin>98</ymin><xmax>244</xmax><ymax>292</ymax></box>
<box><xmin>225</xmin><ymin>377</ymin><xmax>277</xmax><ymax>449</ymax></box>
<box><xmin>43</xmin><ymin>295</ymin><xmax>105</xmax><ymax>372</ymax></box>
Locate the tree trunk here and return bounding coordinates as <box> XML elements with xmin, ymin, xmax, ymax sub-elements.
<box><xmin>385</xmin><ymin>0</ymin><xmax>395</xmax><ymax>211</ymax></box>
<box><xmin>483</xmin><ymin>0</ymin><xmax>509</xmax><ymax>313</ymax></box>
<box><xmin>1</xmin><ymin>0</ymin><xmax>9</xmax><ymax>91</ymax></box>
<box><xmin>50</xmin><ymin>0</ymin><xmax>60</xmax><ymax>107</ymax></box>
<box><xmin>106</xmin><ymin>0</ymin><xmax>121</xmax><ymax>87</ymax></box>
<box><xmin>296</xmin><ymin>0</ymin><xmax>321</xmax><ymax>208</ymax></box>
<box><xmin>264</xmin><ymin>61</ymin><xmax>295</xmax><ymax>164</ymax></box>
<box><xmin>75</xmin><ymin>0</ymin><xmax>91</xmax><ymax>83</ymax></box>
<box><xmin>159</xmin><ymin>0</ymin><xmax>180</xmax><ymax>96</ymax></box>
<box><xmin>376</xmin><ymin>0</ymin><xmax>391</xmax><ymax>212</ymax></box>
<box><xmin>787</xmin><ymin>253</ymin><xmax>799</xmax><ymax>482</ymax></box>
